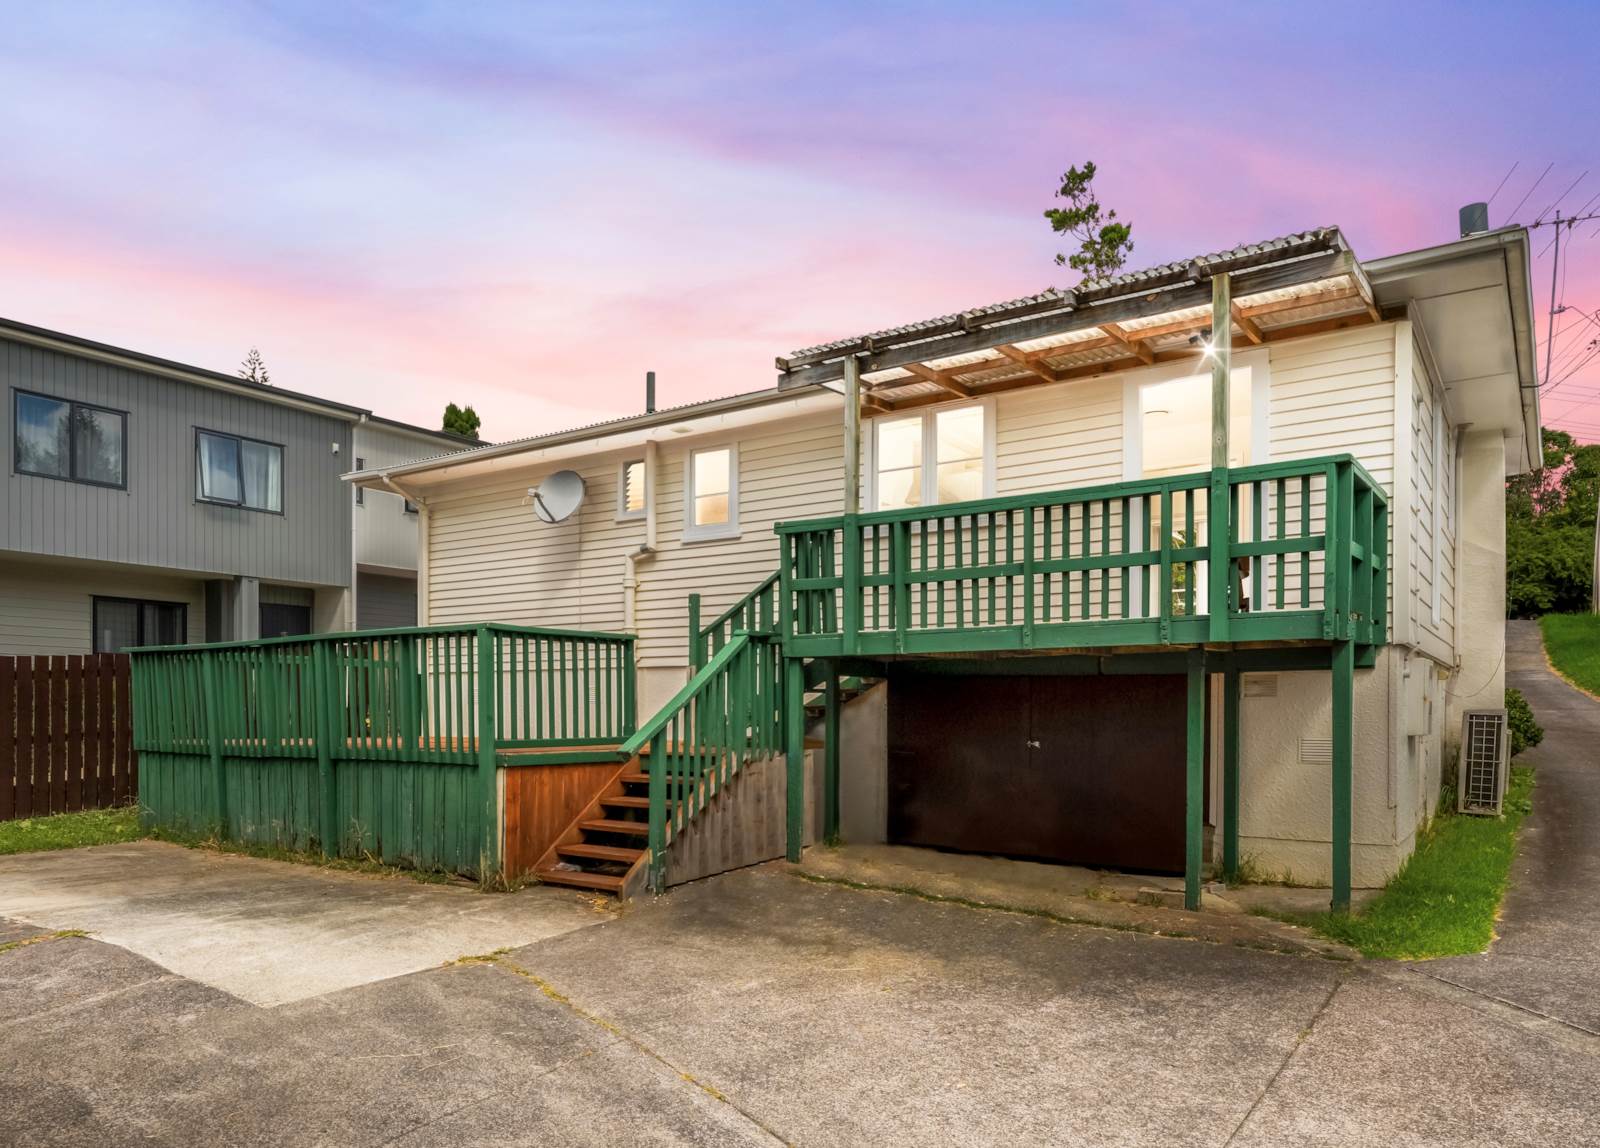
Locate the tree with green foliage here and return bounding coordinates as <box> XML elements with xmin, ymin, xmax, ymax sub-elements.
<box><xmin>1506</xmin><ymin>428</ymin><xmax>1600</xmax><ymax>616</ymax></box>
<box><xmin>1044</xmin><ymin>161</ymin><xmax>1134</xmax><ymax>281</ymax></box>
<box><xmin>442</xmin><ymin>402</ymin><xmax>481</xmax><ymax>439</ymax></box>
<box><xmin>238</xmin><ymin>347</ymin><xmax>270</xmax><ymax>385</ymax></box>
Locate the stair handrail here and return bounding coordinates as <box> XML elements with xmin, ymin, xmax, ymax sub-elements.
<box><xmin>689</xmin><ymin>571</ymin><xmax>780</xmax><ymax>668</ymax></box>
<box><xmin>622</xmin><ymin>630</ymin><xmax>783</xmax><ymax>892</ymax></box>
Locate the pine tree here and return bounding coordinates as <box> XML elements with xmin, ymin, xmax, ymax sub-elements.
<box><xmin>239</xmin><ymin>347</ymin><xmax>271</xmax><ymax>385</ymax></box>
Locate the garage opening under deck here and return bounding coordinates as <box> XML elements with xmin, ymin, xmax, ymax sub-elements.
<box><xmin>773</xmin><ymin>453</ymin><xmax>1388</xmax><ymax>912</ymax></box>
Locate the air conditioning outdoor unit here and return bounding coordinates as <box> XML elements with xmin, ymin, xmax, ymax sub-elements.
<box><xmin>1457</xmin><ymin>709</ymin><xmax>1510</xmax><ymax>816</ymax></box>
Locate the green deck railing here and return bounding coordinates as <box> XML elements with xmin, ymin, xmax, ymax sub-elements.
<box><xmin>775</xmin><ymin>455</ymin><xmax>1387</xmax><ymax>657</ymax></box>
<box><xmin>128</xmin><ymin>623</ymin><xmax>636</xmax><ymax>874</ymax></box>
<box><xmin>688</xmin><ymin>572</ymin><xmax>779</xmax><ymax>669</ymax></box>
<box><xmin>621</xmin><ymin>630</ymin><xmax>784</xmax><ymax>892</ymax></box>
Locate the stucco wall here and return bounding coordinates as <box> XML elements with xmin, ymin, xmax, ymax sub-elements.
<box><xmin>1444</xmin><ymin>430</ymin><xmax>1509</xmax><ymax>740</ymax></box>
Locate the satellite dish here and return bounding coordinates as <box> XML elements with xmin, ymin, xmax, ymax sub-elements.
<box><xmin>531</xmin><ymin>470</ymin><xmax>586</xmax><ymax>523</ymax></box>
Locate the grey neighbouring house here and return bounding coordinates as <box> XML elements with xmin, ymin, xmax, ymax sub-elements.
<box><xmin>1</xmin><ymin>318</ymin><xmax>480</xmax><ymax>655</ymax></box>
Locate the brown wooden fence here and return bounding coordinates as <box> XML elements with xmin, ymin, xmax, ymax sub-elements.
<box><xmin>1</xmin><ymin>654</ymin><xmax>137</xmax><ymax>821</ymax></box>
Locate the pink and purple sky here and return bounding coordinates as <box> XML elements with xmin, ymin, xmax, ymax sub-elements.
<box><xmin>3</xmin><ymin>2</ymin><xmax>1598</xmax><ymax>441</ymax></box>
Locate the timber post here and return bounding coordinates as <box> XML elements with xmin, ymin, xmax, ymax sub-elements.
<box><xmin>201</xmin><ymin>649</ymin><xmax>227</xmax><ymax>837</ymax></box>
<box><xmin>1331</xmin><ymin>639</ymin><xmax>1355</xmax><ymax>911</ymax></box>
<box><xmin>1222</xmin><ymin>663</ymin><xmax>1241</xmax><ymax>882</ymax></box>
<box><xmin>1184</xmin><ymin>646</ymin><xmax>1207</xmax><ymax>910</ymax></box>
<box><xmin>476</xmin><ymin>625</ymin><xmax>499</xmax><ymax>880</ymax></box>
<box><xmin>823</xmin><ymin>663</ymin><xmax>841</xmax><ymax>842</ymax></box>
<box><xmin>313</xmin><ymin>641</ymin><xmax>337</xmax><ymax>856</ymax></box>
<box><xmin>784</xmin><ymin>655</ymin><xmax>806</xmax><ymax>861</ymax></box>
<box><xmin>1208</xmin><ymin>271</ymin><xmax>1233</xmax><ymax>642</ymax></box>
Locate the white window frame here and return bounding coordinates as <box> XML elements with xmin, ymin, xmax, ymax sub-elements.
<box><xmin>1431</xmin><ymin>395</ymin><xmax>1445</xmax><ymax>625</ymax></box>
<box><xmin>617</xmin><ymin>457</ymin><xmax>647</xmax><ymax>521</ymax></box>
<box><xmin>683</xmin><ymin>444</ymin><xmax>739</xmax><ymax>542</ymax></box>
<box><xmin>864</xmin><ymin>397</ymin><xmax>996</xmax><ymax>512</ymax></box>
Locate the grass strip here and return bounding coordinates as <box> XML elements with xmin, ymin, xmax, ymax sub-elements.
<box><xmin>0</xmin><ymin>806</ymin><xmax>143</xmax><ymax>856</ymax></box>
<box><xmin>1258</xmin><ymin>766</ymin><xmax>1534</xmax><ymax>960</ymax></box>
<box><xmin>1539</xmin><ymin>614</ymin><xmax>1600</xmax><ymax>696</ymax></box>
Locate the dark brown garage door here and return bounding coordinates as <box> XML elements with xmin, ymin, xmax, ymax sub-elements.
<box><xmin>887</xmin><ymin>672</ymin><xmax>1197</xmax><ymax>874</ymax></box>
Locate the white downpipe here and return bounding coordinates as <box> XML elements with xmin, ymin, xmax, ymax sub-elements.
<box><xmin>623</xmin><ymin>440</ymin><xmax>660</xmax><ymax>634</ymax></box>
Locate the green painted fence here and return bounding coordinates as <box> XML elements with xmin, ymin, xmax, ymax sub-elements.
<box><xmin>775</xmin><ymin>455</ymin><xmax>1387</xmax><ymax>658</ymax></box>
<box><xmin>130</xmin><ymin>623</ymin><xmax>636</xmax><ymax>876</ymax></box>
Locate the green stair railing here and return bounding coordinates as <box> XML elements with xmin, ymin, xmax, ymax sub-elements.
<box><xmin>776</xmin><ymin>454</ymin><xmax>1387</xmax><ymax>657</ymax></box>
<box><xmin>621</xmin><ymin>631</ymin><xmax>783</xmax><ymax>892</ymax></box>
<box><xmin>688</xmin><ymin>572</ymin><xmax>780</xmax><ymax>669</ymax></box>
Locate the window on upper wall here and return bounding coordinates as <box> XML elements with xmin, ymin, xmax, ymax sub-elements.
<box><xmin>618</xmin><ymin>458</ymin><xmax>647</xmax><ymax>519</ymax></box>
<box><xmin>92</xmin><ymin>596</ymin><xmax>186</xmax><ymax>653</ymax></box>
<box><xmin>13</xmin><ymin>390</ymin><xmax>127</xmax><ymax>489</ymax></box>
<box><xmin>685</xmin><ymin>445</ymin><xmax>737</xmax><ymax>540</ymax></box>
<box><xmin>871</xmin><ymin>402</ymin><xmax>991</xmax><ymax>511</ymax></box>
<box><xmin>403</xmin><ymin>498</ymin><xmax>418</xmax><ymax>515</ymax></box>
<box><xmin>196</xmin><ymin>429</ymin><xmax>283</xmax><ymax>513</ymax></box>
<box><xmin>354</xmin><ymin>457</ymin><xmax>365</xmax><ymax>505</ymax></box>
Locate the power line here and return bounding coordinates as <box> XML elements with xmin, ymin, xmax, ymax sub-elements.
<box><xmin>1508</xmin><ymin>162</ymin><xmax>1554</xmax><ymax>221</ymax></box>
<box><xmin>1487</xmin><ymin>162</ymin><xmax>1520</xmax><ymax>207</ymax></box>
<box><xmin>1534</xmin><ymin>170</ymin><xmax>1588</xmax><ymax>225</ymax></box>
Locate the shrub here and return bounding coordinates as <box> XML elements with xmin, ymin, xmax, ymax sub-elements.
<box><xmin>1506</xmin><ymin>687</ymin><xmax>1543</xmax><ymax>757</ymax></box>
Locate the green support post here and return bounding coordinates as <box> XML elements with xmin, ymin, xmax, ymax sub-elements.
<box><xmin>688</xmin><ymin>594</ymin><xmax>703</xmax><ymax>669</ymax></box>
<box><xmin>1331</xmin><ymin>639</ymin><xmax>1354</xmax><ymax>912</ymax></box>
<box><xmin>313</xmin><ymin>642</ymin><xmax>337</xmax><ymax>856</ymax></box>
<box><xmin>476</xmin><ymin>626</ymin><xmax>499</xmax><ymax>880</ymax></box>
<box><xmin>1184</xmin><ymin>647</ymin><xmax>1206</xmax><ymax>910</ymax></box>
<box><xmin>201</xmin><ymin>650</ymin><xmax>227</xmax><ymax>837</ymax></box>
<box><xmin>784</xmin><ymin>656</ymin><xmax>806</xmax><ymax>861</ymax></box>
<box><xmin>823</xmin><ymin>662</ymin><xmax>840</xmax><ymax>842</ymax></box>
<box><xmin>647</xmin><ymin>734</ymin><xmax>666</xmax><ymax>894</ymax></box>
<box><xmin>1222</xmin><ymin>664</ymin><xmax>1241</xmax><ymax>883</ymax></box>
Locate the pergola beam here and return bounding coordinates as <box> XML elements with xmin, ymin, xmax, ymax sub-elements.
<box><xmin>1098</xmin><ymin>322</ymin><xmax>1156</xmax><ymax>365</ymax></box>
<box><xmin>900</xmin><ymin>362</ymin><xmax>974</xmax><ymax>397</ymax></box>
<box><xmin>1231</xmin><ymin>301</ymin><xmax>1265</xmax><ymax>344</ymax></box>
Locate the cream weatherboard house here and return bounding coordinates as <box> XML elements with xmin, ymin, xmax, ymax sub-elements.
<box><xmin>350</xmin><ymin>224</ymin><xmax>1538</xmax><ymax>907</ymax></box>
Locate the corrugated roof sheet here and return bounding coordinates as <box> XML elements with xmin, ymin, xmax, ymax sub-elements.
<box><xmin>785</xmin><ymin>227</ymin><xmax>1341</xmax><ymax>362</ymax></box>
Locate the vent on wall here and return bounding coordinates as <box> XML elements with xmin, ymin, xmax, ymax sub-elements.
<box><xmin>1299</xmin><ymin>736</ymin><xmax>1333</xmax><ymax>766</ymax></box>
<box><xmin>1458</xmin><ymin>709</ymin><xmax>1509</xmax><ymax>816</ymax></box>
<box><xmin>1243</xmin><ymin>674</ymin><xmax>1278</xmax><ymax>699</ymax></box>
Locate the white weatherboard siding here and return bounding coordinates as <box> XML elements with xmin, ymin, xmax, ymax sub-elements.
<box><xmin>419</xmin><ymin>321</ymin><xmax>1494</xmax><ymax>887</ymax></box>
<box><xmin>0</xmin><ymin>558</ymin><xmax>205</xmax><ymax>655</ymax></box>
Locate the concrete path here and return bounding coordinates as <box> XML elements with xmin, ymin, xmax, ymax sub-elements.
<box><xmin>0</xmin><ymin>841</ymin><xmax>606</xmax><ymax>1006</ymax></box>
<box><xmin>1418</xmin><ymin>620</ymin><xmax>1600</xmax><ymax>1035</ymax></box>
<box><xmin>6</xmin><ymin>861</ymin><xmax>1599</xmax><ymax>1146</ymax></box>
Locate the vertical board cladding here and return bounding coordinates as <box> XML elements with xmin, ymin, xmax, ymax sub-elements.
<box><xmin>137</xmin><ymin>751</ymin><xmax>483</xmax><ymax>873</ymax></box>
<box><xmin>0</xmin><ymin>334</ymin><xmax>352</xmax><ymax>587</ymax></box>
<box><xmin>424</xmin><ymin>382</ymin><xmax>1129</xmax><ymax>669</ymax></box>
<box><xmin>353</xmin><ymin>422</ymin><xmax>462</xmax><ymax>574</ymax></box>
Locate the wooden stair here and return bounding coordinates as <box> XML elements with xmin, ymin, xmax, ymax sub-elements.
<box><xmin>529</xmin><ymin>758</ymin><xmax>654</xmax><ymax>896</ymax></box>
<box><xmin>531</xmin><ymin>672</ymin><xmax>880</xmax><ymax>898</ymax></box>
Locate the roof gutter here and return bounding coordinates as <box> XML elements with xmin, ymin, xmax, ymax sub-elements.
<box><xmin>344</xmin><ymin>382</ymin><xmax>831</xmax><ymax>488</ymax></box>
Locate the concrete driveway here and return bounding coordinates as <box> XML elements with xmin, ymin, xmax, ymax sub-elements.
<box><xmin>5</xmin><ymin>853</ymin><xmax>1599</xmax><ymax>1146</ymax></box>
<box><xmin>1418</xmin><ymin>619</ymin><xmax>1600</xmax><ymax>1034</ymax></box>
<box><xmin>0</xmin><ymin>841</ymin><xmax>606</xmax><ymax>1005</ymax></box>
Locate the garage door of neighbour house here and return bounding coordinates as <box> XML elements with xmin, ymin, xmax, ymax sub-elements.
<box><xmin>886</xmin><ymin>672</ymin><xmax>1199</xmax><ymax>875</ymax></box>
<box><xmin>259</xmin><ymin>603</ymin><xmax>313</xmax><ymax>639</ymax></box>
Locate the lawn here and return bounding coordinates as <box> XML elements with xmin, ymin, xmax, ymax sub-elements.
<box><xmin>1266</xmin><ymin>766</ymin><xmax>1535</xmax><ymax>960</ymax></box>
<box><xmin>1539</xmin><ymin>613</ymin><xmax>1600</xmax><ymax>696</ymax></box>
<box><xmin>0</xmin><ymin>806</ymin><xmax>145</xmax><ymax>856</ymax></box>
